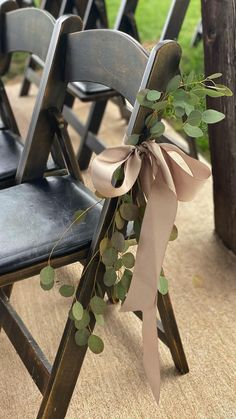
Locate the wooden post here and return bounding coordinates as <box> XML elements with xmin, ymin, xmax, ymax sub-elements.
<box><xmin>201</xmin><ymin>0</ymin><xmax>236</xmax><ymax>253</ymax></box>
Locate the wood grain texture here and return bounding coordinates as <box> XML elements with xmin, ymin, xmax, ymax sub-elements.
<box><xmin>201</xmin><ymin>0</ymin><xmax>236</xmax><ymax>253</ymax></box>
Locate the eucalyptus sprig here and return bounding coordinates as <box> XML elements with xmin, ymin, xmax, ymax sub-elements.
<box><xmin>128</xmin><ymin>71</ymin><xmax>232</xmax><ymax>144</ymax></box>
<box><xmin>39</xmin><ymin>70</ymin><xmax>232</xmax><ymax>355</ymax></box>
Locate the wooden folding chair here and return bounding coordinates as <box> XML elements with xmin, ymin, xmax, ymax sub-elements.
<box><xmin>0</xmin><ymin>1</ymin><xmax>82</xmax><ymax>188</ymax></box>
<box><xmin>0</xmin><ymin>26</ymin><xmax>188</xmax><ymax>417</ymax></box>
<box><xmin>19</xmin><ymin>0</ymin><xmax>108</xmax><ymax>96</ymax></box>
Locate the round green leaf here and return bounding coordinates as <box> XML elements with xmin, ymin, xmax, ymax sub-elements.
<box><xmin>119</xmin><ymin>203</ymin><xmax>139</xmax><ymax>221</ymax></box>
<box><xmin>158</xmin><ymin>276</ymin><xmax>169</xmax><ymax>295</ymax></box>
<box><xmin>169</xmin><ymin>225</ymin><xmax>178</xmax><ymax>241</ymax></box>
<box><xmin>59</xmin><ymin>284</ymin><xmax>75</xmax><ymax>297</ymax></box>
<box><xmin>111</xmin><ymin>231</ymin><xmax>125</xmax><ymax>252</ymax></box>
<box><xmin>166</xmin><ymin>75</ymin><xmax>181</xmax><ymax>92</ymax></box>
<box><xmin>150</xmin><ymin>121</ymin><xmax>165</xmax><ymax>137</ymax></box>
<box><xmin>122</xmin><ymin>194</ymin><xmax>132</xmax><ymax>203</ymax></box>
<box><xmin>88</xmin><ymin>334</ymin><xmax>104</xmax><ymax>354</ymax></box>
<box><xmin>102</xmin><ymin>247</ymin><xmax>118</xmax><ymax>266</ymax></box>
<box><xmin>114</xmin><ymin>258</ymin><xmax>123</xmax><ymax>271</ymax></box>
<box><xmin>121</xmin><ymin>269</ymin><xmax>132</xmax><ymax>292</ymax></box>
<box><xmin>126</xmin><ymin>134</ymin><xmax>139</xmax><ymax>145</ymax></box>
<box><xmin>175</xmin><ymin>106</ymin><xmax>185</xmax><ymax>118</ymax></box>
<box><xmin>151</xmin><ymin>100</ymin><xmax>168</xmax><ymax>111</ymax></box>
<box><xmin>202</xmin><ymin>109</ymin><xmax>225</xmax><ymax>124</ymax></box>
<box><xmin>40</xmin><ymin>266</ymin><xmax>55</xmax><ymax>290</ymax></box>
<box><xmin>75</xmin><ymin>310</ymin><xmax>90</xmax><ymax>330</ymax></box>
<box><xmin>205</xmin><ymin>88</ymin><xmax>225</xmax><ymax>98</ymax></box>
<box><xmin>115</xmin><ymin>210</ymin><xmax>125</xmax><ymax>230</ymax></box>
<box><xmin>73</xmin><ymin>209</ymin><xmax>86</xmax><ymax>223</ymax></box>
<box><xmin>95</xmin><ymin>313</ymin><xmax>105</xmax><ymax>326</ymax></box>
<box><xmin>183</xmin><ymin>123</ymin><xmax>203</xmax><ymax>138</ymax></box>
<box><xmin>75</xmin><ymin>328</ymin><xmax>90</xmax><ymax>346</ymax></box>
<box><xmin>146</xmin><ymin>89</ymin><xmax>161</xmax><ymax>101</ymax></box>
<box><xmin>122</xmin><ymin>252</ymin><xmax>135</xmax><ymax>269</ymax></box>
<box><xmin>99</xmin><ymin>237</ymin><xmax>110</xmax><ymax>256</ymax></box>
<box><xmin>115</xmin><ymin>281</ymin><xmax>126</xmax><ymax>301</ymax></box>
<box><xmin>90</xmin><ymin>296</ymin><xmax>106</xmax><ymax>315</ymax></box>
<box><xmin>187</xmin><ymin>110</ymin><xmax>202</xmax><ymax>126</ymax></box>
<box><xmin>72</xmin><ymin>301</ymin><xmax>84</xmax><ymax>321</ymax></box>
<box><xmin>103</xmin><ymin>268</ymin><xmax>117</xmax><ymax>287</ymax></box>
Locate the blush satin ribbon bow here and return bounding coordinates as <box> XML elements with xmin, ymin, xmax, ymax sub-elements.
<box><xmin>91</xmin><ymin>139</ymin><xmax>211</xmax><ymax>402</ymax></box>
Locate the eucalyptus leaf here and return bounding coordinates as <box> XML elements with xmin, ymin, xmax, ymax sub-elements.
<box><xmin>59</xmin><ymin>284</ymin><xmax>75</xmax><ymax>297</ymax></box>
<box><xmin>122</xmin><ymin>194</ymin><xmax>132</xmax><ymax>203</ymax></box>
<box><xmin>215</xmin><ymin>84</ymin><xmax>233</xmax><ymax>97</ymax></box>
<box><xmin>112</xmin><ymin>166</ymin><xmax>124</xmax><ymax>182</ymax></box>
<box><xmin>121</xmin><ymin>269</ymin><xmax>132</xmax><ymax>292</ymax></box>
<box><xmin>115</xmin><ymin>281</ymin><xmax>126</xmax><ymax>301</ymax></box>
<box><xmin>119</xmin><ymin>203</ymin><xmax>139</xmax><ymax>221</ymax></box>
<box><xmin>186</xmin><ymin>70</ymin><xmax>195</xmax><ymax>84</ymax></box>
<box><xmin>205</xmin><ymin>88</ymin><xmax>225</xmax><ymax>98</ymax></box>
<box><xmin>88</xmin><ymin>334</ymin><xmax>104</xmax><ymax>354</ymax></box>
<box><xmin>40</xmin><ymin>266</ymin><xmax>55</xmax><ymax>290</ymax></box>
<box><xmin>158</xmin><ymin>276</ymin><xmax>169</xmax><ymax>295</ymax></box>
<box><xmin>94</xmin><ymin>313</ymin><xmax>105</xmax><ymax>326</ymax></box>
<box><xmin>146</xmin><ymin>89</ymin><xmax>161</xmax><ymax>101</ymax></box>
<box><xmin>183</xmin><ymin>123</ymin><xmax>203</xmax><ymax>138</ymax></box>
<box><xmin>75</xmin><ymin>310</ymin><xmax>90</xmax><ymax>330</ymax></box>
<box><xmin>75</xmin><ymin>328</ymin><xmax>90</xmax><ymax>346</ymax></box>
<box><xmin>122</xmin><ymin>252</ymin><xmax>135</xmax><ymax>269</ymax></box>
<box><xmin>111</xmin><ymin>231</ymin><xmax>125</xmax><ymax>252</ymax></box>
<box><xmin>72</xmin><ymin>301</ymin><xmax>84</xmax><ymax>321</ymax></box>
<box><xmin>175</xmin><ymin>106</ymin><xmax>185</xmax><ymax>118</ymax></box>
<box><xmin>73</xmin><ymin>209</ymin><xmax>86</xmax><ymax>223</ymax></box>
<box><xmin>150</xmin><ymin>121</ymin><xmax>165</xmax><ymax>137</ymax></box>
<box><xmin>202</xmin><ymin>109</ymin><xmax>225</xmax><ymax>124</ymax></box>
<box><xmin>102</xmin><ymin>247</ymin><xmax>118</xmax><ymax>266</ymax></box>
<box><xmin>151</xmin><ymin>100</ymin><xmax>168</xmax><ymax>111</ymax></box>
<box><xmin>115</xmin><ymin>211</ymin><xmax>125</xmax><ymax>230</ymax></box>
<box><xmin>103</xmin><ymin>268</ymin><xmax>117</xmax><ymax>287</ymax></box>
<box><xmin>169</xmin><ymin>224</ymin><xmax>178</xmax><ymax>241</ymax></box>
<box><xmin>90</xmin><ymin>296</ymin><xmax>106</xmax><ymax>315</ymax></box>
<box><xmin>187</xmin><ymin>110</ymin><xmax>202</xmax><ymax>126</ymax></box>
<box><xmin>99</xmin><ymin>237</ymin><xmax>110</xmax><ymax>256</ymax></box>
<box><xmin>114</xmin><ymin>258</ymin><xmax>123</xmax><ymax>271</ymax></box>
<box><xmin>207</xmin><ymin>73</ymin><xmax>222</xmax><ymax>80</ymax></box>
<box><xmin>126</xmin><ymin>134</ymin><xmax>139</xmax><ymax>145</ymax></box>
<box><xmin>166</xmin><ymin>75</ymin><xmax>181</xmax><ymax>92</ymax></box>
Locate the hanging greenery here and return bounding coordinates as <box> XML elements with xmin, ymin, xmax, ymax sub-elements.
<box><xmin>39</xmin><ymin>71</ymin><xmax>232</xmax><ymax>355</ymax></box>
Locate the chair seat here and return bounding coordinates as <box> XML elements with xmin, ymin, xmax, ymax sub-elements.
<box><xmin>68</xmin><ymin>81</ymin><xmax>119</xmax><ymax>102</ymax></box>
<box><xmin>0</xmin><ymin>176</ymin><xmax>102</xmax><ymax>275</ymax></box>
<box><xmin>0</xmin><ymin>129</ymin><xmax>58</xmax><ymax>183</ymax></box>
<box><xmin>0</xmin><ymin>130</ymin><xmax>23</xmax><ymax>181</ymax></box>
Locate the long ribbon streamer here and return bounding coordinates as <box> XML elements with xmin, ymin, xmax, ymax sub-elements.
<box><xmin>91</xmin><ymin>140</ymin><xmax>211</xmax><ymax>402</ymax></box>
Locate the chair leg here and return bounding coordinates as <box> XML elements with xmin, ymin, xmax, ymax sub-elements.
<box><xmin>19</xmin><ymin>56</ymin><xmax>37</xmax><ymax>97</ymax></box>
<box><xmin>77</xmin><ymin>99</ymin><xmax>107</xmax><ymax>170</ymax></box>
<box><xmin>0</xmin><ymin>284</ymin><xmax>14</xmax><ymax>332</ymax></box>
<box><xmin>37</xmin><ymin>316</ymin><xmax>94</xmax><ymax>419</ymax></box>
<box><xmin>157</xmin><ymin>291</ymin><xmax>189</xmax><ymax>374</ymax></box>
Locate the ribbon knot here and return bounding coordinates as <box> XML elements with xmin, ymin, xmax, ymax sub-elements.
<box><xmin>91</xmin><ymin>139</ymin><xmax>211</xmax><ymax>402</ymax></box>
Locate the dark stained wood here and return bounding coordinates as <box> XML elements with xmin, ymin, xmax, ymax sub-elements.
<box><xmin>114</xmin><ymin>0</ymin><xmax>139</xmax><ymax>40</ymax></box>
<box><xmin>0</xmin><ymin>0</ymin><xmax>18</xmax><ymax>76</ymax></box>
<box><xmin>65</xmin><ymin>30</ymin><xmax>148</xmax><ymax>106</ymax></box>
<box><xmin>160</xmin><ymin>0</ymin><xmax>190</xmax><ymax>41</ymax></box>
<box><xmin>0</xmin><ymin>291</ymin><xmax>51</xmax><ymax>394</ymax></box>
<box><xmin>3</xmin><ymin>8</ymin><xmax>55</xmax><ymax>60</ymax></box>
<box><xmin>201</xmin><ymin>0</ymin><xmax>236</xmax><ymax>253</ymax></box>
<box><xmin>16</xmin><ymin>15</ymin><xmax>83</xmax><ymax>183</ymax></box>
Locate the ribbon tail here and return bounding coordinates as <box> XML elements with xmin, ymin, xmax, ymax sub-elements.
<box><xmin>143</xmin><ymin>304</ymin><xmax>161</xmax><ymax>402</ymax></box>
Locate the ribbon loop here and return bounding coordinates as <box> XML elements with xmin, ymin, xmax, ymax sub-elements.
<box><xmin>91</xmin><ymin>139</ymin><xmax>211</xmax><ymax>402</ymax></box>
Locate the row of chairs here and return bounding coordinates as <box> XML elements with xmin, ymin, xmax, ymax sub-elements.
<box><xmin>17</xmin><ymin>0</ymin><xmax>198</xmax><ymax>167</ymax></box>
<box><xmin>0</xmin><ymin>1</ymin><xmax>189</xmax><ymax>417</ymax></box>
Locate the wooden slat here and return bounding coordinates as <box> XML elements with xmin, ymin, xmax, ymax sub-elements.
<box><xmin>0</xmin><ymin>291</ymin><xmax>51</xmax><ymax>394</ymax></box>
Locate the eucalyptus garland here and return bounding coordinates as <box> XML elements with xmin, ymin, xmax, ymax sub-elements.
<box><xmin>39</xmin><ymin>71</ymin><xmax>232</xmax><ymax>355</ymax></box>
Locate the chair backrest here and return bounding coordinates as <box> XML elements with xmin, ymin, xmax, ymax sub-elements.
<box><xmin>160</xmin><ymin>0</ymin><xmax>190</xmax><ymax>41</ymax></box>
<box><xmin>114</xmin><ymin>0</ymin><xmax>139</xmax><ymax>40</ymax></box>
<box><xmin>17</xmin><ymin>29</ymin><xmax>181</xmax><ymax>183</ymax></box>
